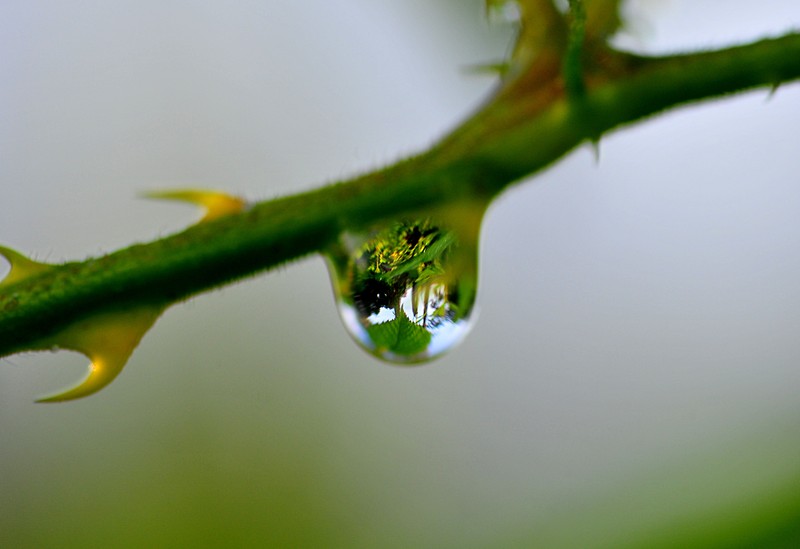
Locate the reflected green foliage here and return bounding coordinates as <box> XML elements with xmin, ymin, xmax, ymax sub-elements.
<box><xmin>327</xmin><ymin>218</ymin><xmax>478</xmax><ymax>362</ymax></box>
<box><xmin>366</xmin><ymin>313</ymin><xmax>432</xmax><ymax>356</ymax></box>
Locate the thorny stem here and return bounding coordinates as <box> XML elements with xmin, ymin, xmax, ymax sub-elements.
<box><xmin>1</xmin><ymin>31</ymin><xmax>800</xmax><ymax>357</ymax></box>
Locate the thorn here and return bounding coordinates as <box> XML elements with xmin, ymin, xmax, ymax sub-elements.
<box><xmin>0</xmin><ymin>245</ymin><xmax>53</xmax><ymax>286</ymax></box>
<box><xmin>767</xmin><ymin>82</ymin><xmax>780</xmax><ymax>101</ymax></box>
<box><xmin>35</xmin><ymin>305</ymin><xmax>163</xmax><ymax>403</ymax></box>
<box><xmin>143</xmin><ymin>189</ymin><xmax>247</xmax><ymax>222</ymax></box>
<box><xmin>463</xmin><ymin>61</ymin><xmax>510</xmax><ymax>77</ymax></box>
<box><xmin>589</xmin><ymin>137</ymin><xmax>601</xmax><ymax>163</ymax></box>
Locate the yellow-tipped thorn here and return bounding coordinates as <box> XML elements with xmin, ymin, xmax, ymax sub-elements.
<box><xmin>463</xmin><ymin>61</ymin><xmax>510</xmax><ymax>77</ymax></box>
<box><xmin>35</xmin><ymin>305</ymin><xmax>163</xmax><ymax>403</ymax></box>
<box><xmin>0</xmin><ymin>245</ymin><xmax>53</xmax><ymax>286</ymax></box>
<box><xmin>143</xmin><ymin>189</ymin><xmax>247</xmax><ymax>222</ymax></box>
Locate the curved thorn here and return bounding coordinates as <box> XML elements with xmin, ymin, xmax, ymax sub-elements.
<box><xmin>36</xmin><ymin>349</ymin><xmax>133</xmax><ymax>403</ymax></box>
<box><xmin>0</xmin><ymin>245</ymin><xmax>52</xmax><ymax>286</ymax></box>
<box><xmin>142</xmin><ymin>189</ymin><xmax>247</xmax><ymax>222</ymax></box>
<box><xmin>36</xmin><ymin>306</ymin><xmax>163</xmax><ymax>403</ymax></box>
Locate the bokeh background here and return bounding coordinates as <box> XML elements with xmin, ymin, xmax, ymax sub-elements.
<box><xmin>2</xmin><ymin>1</ymin><xmax>799</xmax><ymax>547</ymax></box>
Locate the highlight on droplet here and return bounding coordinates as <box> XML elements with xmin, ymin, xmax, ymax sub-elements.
<box><xmin>325</xmin><ymin>208</ymin><xmax>483</xmax><ymax>364</ymax></box>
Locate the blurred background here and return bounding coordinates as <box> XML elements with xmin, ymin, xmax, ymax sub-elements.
<box><xmin>1</xmin><ymin>1</ymin><xmax>799</xmax><ymax>547</ymax></box>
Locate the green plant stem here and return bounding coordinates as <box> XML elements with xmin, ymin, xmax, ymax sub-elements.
<box><xmin>2</xmin><ymin>33</ymin><xmax>800</xmax><ymax>356</ymax></box>
<box><xmin>563</xmin><ymin>0</ymin><xmax>587</xmax><ymax>98</ymax></box>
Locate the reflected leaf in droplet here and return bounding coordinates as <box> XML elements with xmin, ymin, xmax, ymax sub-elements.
<box><xmin>326</xmin><ymin>204</ymin><xmax>484</xmax><ymax>364</ymax></box>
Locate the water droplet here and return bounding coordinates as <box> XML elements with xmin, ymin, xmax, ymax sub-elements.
<box><xmin>326</xmin><ymin>211</ymin><xmax>481</xmax><ymax>364</ymax></box>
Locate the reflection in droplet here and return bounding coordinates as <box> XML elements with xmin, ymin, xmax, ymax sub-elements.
<box><xmin>326</xmin><ymin>214</ymin><xmax>480</xmax><ymax>364</ymax></box>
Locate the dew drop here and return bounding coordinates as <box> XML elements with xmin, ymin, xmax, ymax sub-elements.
<box><xmin>326</xmin><ymin>211</ymin><xmax>482</xmax><ymax>364</ymax></box>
